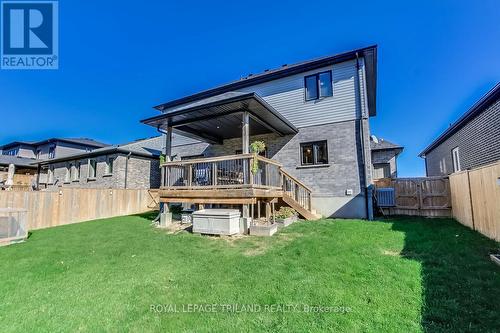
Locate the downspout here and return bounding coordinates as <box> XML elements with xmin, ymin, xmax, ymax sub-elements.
<box><xmin>355</xmin><ymin>52</ymin><xmax>373</xmax><ymax>220</ymax></box>
<box><xmin>124</xmin><ymin>152</ymin><xmax>132</xmax><ymax>189</ymax></box>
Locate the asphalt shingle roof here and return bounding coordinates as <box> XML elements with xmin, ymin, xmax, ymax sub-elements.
<box><xmin>370</xmin><ymin>137</ymin><xmax>403</xmax><ymax>151</ymax></box>
<box><xmin>0</xmin><ymin>155</ymin><xmax>37</xmax><ymax>168</ymax></box>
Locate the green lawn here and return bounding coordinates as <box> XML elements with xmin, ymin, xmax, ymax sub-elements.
<box><xmin>0</xmin><ymin>213</ymin><xmax>498</xmax><ymax>332</ymax></box>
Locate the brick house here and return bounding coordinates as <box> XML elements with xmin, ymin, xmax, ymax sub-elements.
<box><xmin>141</xmin><ymin>45</ymin><xmax>379</xmax><ymax>219</ymax></box>
<box><xmin>36</xmin><ymin>136</ymin><xmax>166</xmax><ymax>189</ymax></box>
<box><xmin>420</xmin><ymin>83</ymin><xmax>500</xmax><ymax>176</ymax></box>
<box><xmin>370</xmin><ymin>136</ymin><xmax>403</xmax><ymax>179</ymax></box>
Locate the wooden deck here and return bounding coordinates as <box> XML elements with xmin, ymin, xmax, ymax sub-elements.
<box><xmin>159</xmin><ymin>154</ymin><xmax>320</xmax><ymax>220</ymax></box>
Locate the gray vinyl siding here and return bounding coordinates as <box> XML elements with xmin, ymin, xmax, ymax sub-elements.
<box><xmin>161</xmin><ymin>58</ymin><xmax>367</xmax><ymax>128</ymax></box>
<box><xmin>425</xmin><ymin>98</ymin><xmax>500</xmax><ymax>176</ymax></box>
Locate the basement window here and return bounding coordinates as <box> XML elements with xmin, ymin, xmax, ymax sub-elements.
<box><xmin>300</xmin><ymin>141</ymin><xmax>328</xmax><ymax>165</ymax></box>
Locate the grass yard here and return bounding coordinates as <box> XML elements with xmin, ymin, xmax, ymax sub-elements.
<box><xmin>0</xmin><ymin>213</ymin><xmax>499</xmax><ymax>332</ymax></box>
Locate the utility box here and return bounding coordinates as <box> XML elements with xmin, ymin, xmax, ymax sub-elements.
<box><xmin>192</xmin><ymin>209</ymin><xmax>241</xmax><ymax>235</ymax></box>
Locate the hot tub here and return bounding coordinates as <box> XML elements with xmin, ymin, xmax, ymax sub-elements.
<box><xmin>192</xmin><ymin>209</ymin><xmax>241</xmax><ymax>235</ymax></box>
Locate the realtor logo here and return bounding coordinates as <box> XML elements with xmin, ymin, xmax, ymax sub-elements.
<box><xmin>1</xmin><ymin>0</ymin><xmax>58</xmax><ymax>69</ymax></box>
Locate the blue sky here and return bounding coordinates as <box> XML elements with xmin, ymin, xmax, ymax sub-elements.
<box><xmin>1</xmin><ymin>0</ymin><xmax>499</xmax><ymax>176</ymax></box>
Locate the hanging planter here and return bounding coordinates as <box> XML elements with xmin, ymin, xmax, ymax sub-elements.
<box><xmin>250</xmin><ymin>141</ymin><xmax>266</xmax><ymax>174</ymax></box>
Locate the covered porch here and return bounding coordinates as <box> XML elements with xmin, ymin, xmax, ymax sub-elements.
<box><xmin>141</xmin><ymin>91</ymin><xmax>319</xmax><ymax>222</ymax></box>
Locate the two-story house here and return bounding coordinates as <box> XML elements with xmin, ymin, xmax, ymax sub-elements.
<box><xmin>141</xmin><ymin>45</ymin><xmax>378</xmax><ymax>220</ymax></box>
<box><xmin>0</xmin><ymin>138</ymin><xmax>109</xmax><ymax>183</ymax></box>
<box><xmin>35</xmin><ymin>135</ymin><xmax>180</xmax><ymax>189</ymax></box>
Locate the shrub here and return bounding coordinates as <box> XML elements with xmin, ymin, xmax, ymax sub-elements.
<box><xmin>275</xmin><ymin>206</ymin><xmax>297</xmax><ymax>219</ymax></box>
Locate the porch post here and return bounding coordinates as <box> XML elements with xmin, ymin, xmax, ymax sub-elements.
<box><xmin>242</xmin><ymin>111</ymin><xmax>251</xmax><ymax>226</ymax></box>
<box><xmin>242</xmin><ymin>112</ymin><xmax>250</xmax><ymax>154</ymax></box>
<box><xmin>164</xmin><ymin>126</ymin><xmax>173</xmax><ymax>160</ymax></box>
<box><xmin>160</xmin><ymin>126</ymin><xmax>173</xmax><ymax>225</ymax></box>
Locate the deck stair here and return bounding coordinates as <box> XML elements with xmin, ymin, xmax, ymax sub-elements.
<box><xmin>279</xmin><ymin>168</ymin><xmax>321</xmax><ymax>220</ymax></box>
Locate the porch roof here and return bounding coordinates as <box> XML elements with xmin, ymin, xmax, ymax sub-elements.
<box><xmin>140</xmin><ymin>92</ymin><xmax>298</xmax><ymax>144</ymax></box>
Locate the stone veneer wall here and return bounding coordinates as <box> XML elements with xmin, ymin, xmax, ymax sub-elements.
<box><xmin>200</xmin><ymin>119</ymin><xmax>370</xmax><ymax>218</ymax></box>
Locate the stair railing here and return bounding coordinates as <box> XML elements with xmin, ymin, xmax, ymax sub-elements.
<box><xmin>279</xmin><ymin>168</ymin><xmax>313</xmax><ymax>211</ymax></box>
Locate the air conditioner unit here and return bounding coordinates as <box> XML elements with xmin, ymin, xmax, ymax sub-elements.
<box><xmin>376</xmin><ymin>188</ymin><xmax>395</xmax><ymax>207</ymax></box>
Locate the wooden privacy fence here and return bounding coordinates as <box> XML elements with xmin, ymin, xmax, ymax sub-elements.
<box><xmin>374</xmin><ymin>177</ymin><xmax>451</xmax><ymax>217</ymax></box>
<box><xmin>0</xmin><ymin>188</ymin><xmax>159</xmax><ymax>230</ymax></box>
<box><xmin>449</xmin><ymin>161</ymin><xmax>500</xmax><ymax>241</ymax></box>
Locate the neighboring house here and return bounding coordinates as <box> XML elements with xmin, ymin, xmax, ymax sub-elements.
<box><xmin>36</xmin><ymin>136</ymin><xmax>167</xmax><ymax>189</ymax></box>
<box><xmin>420</xmin><ymin>83</ymin><xmax>500</xmax><ymax>176</ymax></box>
<box><xmin>0</xmin><ymin>138</ymin><xmax>109</xmax><ymax>160</ymax></box>
<box><xmin>141</xmin><ymin>45</ymin><xmax>378</xmax><ymax>219</ymax></box>
<box><xmin>0</xmin><ymin>155</ymin><xmax>37</xmax><ymax>175</ymax></box>
<box><xmin>370</xmin><ymin>135</ymin><xmax>403</xmax><ymax>179</ymax></box>
<box><xmin>0</xmin><ymin>138</ymin><xmax>109</xmax><ymax>185</ymax></box>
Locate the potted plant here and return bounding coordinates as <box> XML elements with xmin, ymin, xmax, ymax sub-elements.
<box><xmin>250</xmin><ymin>140</ymin><xmax>266</xmax><ymax>175</ymax></box>
<box><xmin>275</xmin><ymin>206</ymin><xmax>297</xmax><ymax>227</ymax></box>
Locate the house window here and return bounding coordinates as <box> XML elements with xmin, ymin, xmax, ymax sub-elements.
<box><xmin>35</xmin><ymin>149</ymin><xmax>41</xmax><ymax>159</ymax></box>
<box><xmin>106</xmin><ymin>157</ymin><xmax>114</xmax><ymax>175</ymax></box>
<box><xmin>71</xmin><ymin>162</ymin><xmax>80</xmax><ymax>181</ymax></box>
<box><xmin>3</xmin><ymin>148</ymin><xmax>18</xmax><ymax>156</ymax></box>
<box><xmin>65</xmin><ymin>164</ymin><xmax>72</xmax><ymax>183</ymax></box>
<box><xmin>88</xmin><ymin>159</ymin><xmax>97</xmax><ymax>178</ymax></box>
<box><xmin>304</xmin><ymin>71</ymin><xmax>333</xmax><ymax>101</ymax></box>
<box><xmin>300</xmin><ymin>141</ymin><xmax>328</xmax><ymax>165</ymax></box>
<box><xmin>48</xmin><ymin>146</ymin><xmax>55</xmax><ymax>159</ymax></box>
<box><xmin>47</xmin><ymin>166</ymin><xmax>54</xmax><ymax>184</ymax></box>
<box><xmin>373</xmin><ymin>163</ymin><xmax>391</xmax><ymax>179</ymax></box>
<box><xmin>452</xmin><ymin>147</ymin><xmax>461</xmax><ymax>172</ymax></box>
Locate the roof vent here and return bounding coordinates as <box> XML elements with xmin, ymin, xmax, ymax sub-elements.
<box><xmin>370</xmin><ymin>135</ymin><xmax>379</xmax><ymax>144</ymax></box>
<box><xmin>282</xmin><ymin>64</ymin><xmax>287</xmax><ymax>67</ymax></box>
<box><xmin>264</xmin><ymin>69</ymin><xmax>269</xmax><ymax>72</ymax></box>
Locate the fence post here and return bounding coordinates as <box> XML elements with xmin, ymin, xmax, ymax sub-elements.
<box><xmin>466</xmin><ymin>170</ymin><xmax>476</xmax><ymax>230</ymax></box>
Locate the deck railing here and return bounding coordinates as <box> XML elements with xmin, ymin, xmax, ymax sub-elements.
<box><xmin>161</xmin><ymin>154</ymin><xmax>282</xmax><ymax>189</ymax></box>
<box><xmin>160</xmin><ymin>154</ymin><xmax>313</xmax><ymax>214</ymax></box>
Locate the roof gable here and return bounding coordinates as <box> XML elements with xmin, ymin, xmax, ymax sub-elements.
<box><xmin>153</xmin><ymin>45</ymin><xmax>377</xmax><ymax>117</ymax></box>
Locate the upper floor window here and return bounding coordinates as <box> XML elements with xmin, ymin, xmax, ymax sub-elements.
<box><xmin>48</xmin><ymin>146</ymin><xmax>56</xmax><ymax>159</ymax></box>
<box><xmin>304</xmin><ymin>71</ymin><xmax>333</xmax><ymax>101</ymax></box>
<box><xmin>35</xmin><ymin>149</ymin><xmax>41</xmax><ymax>159</ymax></box>
<box><xmin>300</xmin><ymin>141</ymin><xmax>328</xmax><ymax>165</ymax></box>
<box><xmin>3</xmin><ymin>148</ymin><xmax>19</xmax><ymax>156</ymax></box>
<box><xmin>452</xmin><ymin>147</ymin><xmax>461</xmax><ymax>172</ymax></box>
